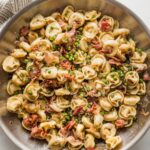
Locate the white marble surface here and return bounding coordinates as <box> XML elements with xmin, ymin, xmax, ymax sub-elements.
<box><xmin>0</xmin><ymin>0</ymin><xmax>150</xmax><ymax>150</ymax></box>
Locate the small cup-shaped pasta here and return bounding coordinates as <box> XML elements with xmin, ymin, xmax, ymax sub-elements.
<box><xmin>106</xmin><ymin>72</ymin><xmax>121</xmax><ymax>88</ymax></box>
<box><xmin>67</xmin><ymin>136</ymin><xmax>83</xmax><ymax>150</ymax></box>
<box><xmin>19</xmin><ymin>41</ymin><xmax>31</xmax><ymax>52</ymax></box>
<box><xmin>108</xmin><ymin>90</ymin><xmax>124</xmax><ymax>107</ymax></box>
<box><xmin>130</xmin><ymin>51</ymin><xmax>147</xmax><ymax>64</ymax></box>
<box><xmin>12</xmin><ymin>69</ymin><xmax>29</xmax><ymax>86</ymax></box>
<box><xmin>82</xmin><ymin>65</ymin><xmax>97</xmax><ymax>80</ymax></box>
<box><xmin>104</xmin><ymin>109</ymin><xmax>118</xmax><ymax>121</ymax></box>
<box><xmin>80</xmin><ymin>37</ymin><xmax>89</xmax><ymax>52</ymax></box>
<box><xmin>39</xmin><ymin>120</ymin><xmax>56</xmax><ymax>131</ymax></box>
<box><xmin>11</xmin><ymin>49</ymin><xmax>27</xmax><ymax>58</ymax></box>
<box><xmin>71</xmin><ymin>97</ymin><xmax>87</xmax><ymax>110</ymax></box>
<box><xmin>55</xmin><ymin>88</ymin><xmax>70</xmax><ymax>96</ymax></box>
<box><xmin>57</xmin><ymin>69</ymin><xmax>68</xmax><ymax>83</ymax></box>
<box><xmin>54</xmin><ymin>33</ymin><xmax>68</xmax><ymax>45</ymax></box>
<box><xmin>29</xmin><ymin>51</ymin><xmax>44</xmax><ymax>61</ymax></box>
<box><xmin>99</xmin><ymin>32</ymin><xmax>114</xmax><ymax>43</ymax></box>
<box><xmin>74</xmin><ymin>50</ymin><xmax>86</xmax><ymax>64</ymax></box>
<box><xmin>95</xmin><ymin>79</ymin><xmax>110</xmax><ymax>95</ymax></box>
<box><xmin>49</xmin><ymin>100</ymin><xmax>63</xmax><ymax>112</ymax></box>
<box><xmin>106</xmin><ymin>136</ymin><xmax>122</xmax><ymax>150</ymax></box>
<box><xmin>81</xmin><ymin>116</ymin><xmax>93</xmax><ymax>128</ymax></box>
<box><xmin>94</xmin><ymin>113</ymin><xmax>103</xmax><ymax>127</ymax></box>
<box><xmin>7</xmin><ymin>80</ymin><xmax>21</xmax><ymax>95</ymax></box>
<box><xmin>101</xmin><ymin>123</ymin><xmax>116</xmax><ymax>140</ymax></box>
<box><xmin>74</xmin><ymin>70</ymin><xmax>84</xmax><ymax>83</ymax></box>
<box><xmin>85</xmin><ymin>10</ymin><xmax>101</xmax><ymax>21</ymax></box>
<box><xmin>119</xmin><ymin>105</ymin><xmax>136</xmax><ymax>120</ymax></box>
<box><xmin>66</xmin><ymin>81</ymin><xmax>81</xmax><ymax>94</ymax></box>
<box><xmin>41</xmin><ymin>66</ymin><xmax>58</xmax><ymax>79</ymax></box>
<box><xmin>37</xmin><ymin>109</ymin><xmax>47</xmax><ymax>122</ymax></box>
<box><xmin>83</xmin><ymin>22</ymin><xmax>99</xmax><ymax>39</ymax></box>
<box><xmin>46</xmin><ymin>21</ymin><xmax>62</xmax><ymax>39</ymax></box>
<box><xmin>86</xmin><ymin>127</ymin><xmax>101</xmax><ymax>139</ymax></box>
<box><xmin>2</xmin><ymin>56</ymin><xmax>20</xmax><ymax>73</ymax></box>
<box><xmin>48</xmin><ymin>135</ymin><xmax>66</xmax><ymax>150</ymax></box>
<box><xmin>99</xmin><ymin>97</ymin><xmax>112</xmax><ymax>111</ymax></box>
<box><xmin>138</xmin><ymin>81</ymin><xmax>146</xmax><ymax>95</ymax></box>
<box><xmin>62</xmin><ymin>5</ymin><xmax>74</xmax><ymax>21</ymax></box>
<box><xmin>99</xmin><ymin>15</ymin><xmax>115</xmax><ymax>32</ymax></box>
<box><xmin>75</xmin><ymin>124</ymin><xmax>85</xmax><ymax>140</ymax></box>
<box><xmin>88</xmin><ymin>48</ymin><xmax>99</xmax><ymax>57</ymax></box>
<box><xmin>7</xmin><ymin>94</ymin><xmax>23</xmax><ymax>112</ymax></box>
<box><xmin>56</xmin><ymin>96</ymin><xmax>70</xmax><ymax>109</ymax></box>
<box><xmin>91</xmin><ymin>54</ymin><xmax>106</xmax><ymax>71</ymax></box>
<box><xmin>30</xmin><ymin>14</ymin><xmax>46</xmax><ymax>30</ymax></box>
<box><xmin>127</xmin><ymin>84</ymin><xmax>139</xmax><ymax>95</ymax></box>
<box><xmin>84</xmin><ymin>134</ymin><xmax>95</xmax><ymax>149</ymax></box>
<box><xmin>28</xmin><ymin>31</ymin><xmax>38</xmax><ymax>43</ymax></box>
<box><xmin>103</xmin><ymin>40</ymin><xmax>118</xmax><ymax>57</ymax></box>
<box><xmin>125</xmin><ymin>71</ymin><xmax>139</xmax><ymax>89</ymax></box>
<box><xmin>69</xmin><ymin>12</ymin><xmax>85</xmax><ymax>28</ymax></box>
<box><xmin>23</xmin><ymin>100</ymin><xmax>39</xmax><ymax>113</ymax></box>
<box><xmin>113</xmin><ymin>28</ymin><xmax>130</xmax><ymax>37</ymax></box>
<box><xmin>124</xmin><ymin>95</ymin><xmax>140</xmax><ymax>106</ymax></box>
<box><xmin>23</xmin><ymin>81</ymin><xmax>40</xmax><ymax>102</ymax></box>
<box><xmin>100</xmin><ymin>62</ymin><xmax>111</xmax><ymax>77</ymax></box>
<box><xmin>31</xmin><ymin>38</ymin><xmax>52</xmax><ymax>51</ymax></box>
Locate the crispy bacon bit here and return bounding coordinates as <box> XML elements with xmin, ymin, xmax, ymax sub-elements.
<box><xmin>44</xmin><ymin>52</ymin><xmax>59</xmax><ymax>65</ymax></box>
<box><xmin>115</xmin><ymin>119</ymin><xmax>125</xmax><ymax>128</ymax></box>
<box><xmin>60</xmin><ymin>46</ymin><xmax>67</xmax><ymax>55</ymax></box>
<box><xmin>99</xmin><ymin>20</ymin><xmax>111</xmax><ymax>32</ymax></box>
<box><xmin>60</xmin><ymin>120</ymin><xmax>76</xmax><ymax>136</ymax></box>
<box><xmin>43</xmin><ymin>79</ymin><xmax>61</xmax><ymax>88</ymax></box>
<box><xmin>66</xmin><ymin>26</ymin><xmax>76</xmax><ymax>38</ymax></box>
<box><xmin>91</xmin><ymin>39</ymin><xmax>102</xmax><ymax>50</ymax></box>
<box><xmin>29</xmin><ymin>67</ymin><xmax>41</xmax><ymax>78</ymax></box>
<box><xmin>31</xmin><ymin>126</ymin><xmax>46</xmax><ymax>139</ymax></box>
<box><xmin>64</xmin><ymin>74</ymin><xmax>75</xmax><ymax>81</ymax></box>
<box><xmin>19</xmin><ymin>26</ymin><xmax>29</xmax><ymax>37</ymax></box>
<box><xmin>87</xmin><ymin>90</ymin><xmax>99</xmax><ymax>97</ymax></box>
<box><xmin>87</xmin><ymin>102</ymin><xmax>97</xmax><ymax>113</ymax></box>
<box><xmin>39</xmin><ymin>28</ymin><xmax>45</xmax><ymax>37</ymax></box>
<box><xmin>86</xmin><ymin>148</ymin><xmax>95</xmax><ymax>150</ymax></box>
<box><xmin>73</xmin><ymin>105</ymin><xmax>84</xmax><ymax>116</ymax></box>
<box><xmin>109</xmin><ymin>59</ymin><xmax>122</xmax><ymax>66</ymax></box>
<box><xmin>23</xmin><ymin>114</ymin><xmax>39</xmax><ymax>128</ymax></box>
<box><xmin>99</xmin><ymin>49</ymin><xmax>112</xmax><ymax>54</ymax></box>
<box><xmin>143</xmin><ymin>72</ymin><xmax>150</xmax><ymax>81</ymax></box>
<box><xmin>60</xmin><ymin>60</ymin><xmax>72</xmax><ymax>70</ymax></box>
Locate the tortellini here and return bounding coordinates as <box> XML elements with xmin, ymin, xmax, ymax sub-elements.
<box><xmin>82</xmin><ymin>65</ymin><xmax>97</xmax><ymax>80</ymax></box>
<box><xmin>30</xmin><ymin>14</ymin><xmax>46</xmax><ymax>30</ymax></box>
<box><xmin>41</xmin><ymin>66</ymin><xmax>58</xmax><ymax>79</ymax></box>
<box><xmin>7</xmin><ymin>94</ymin><xmax>23</xmax><ymax>112</ymax></box>
<box><xmin>83</xmin><ymin>22</ymin><xmax>99</xmax><ymax>39</ymax></box>
<box><xmin>4</xmin><ymin>5</ymin><xmax>148</xmax><ymax>150</ymax></box>
<box><xmin>2</xmin><ymin>56</ymin><xmax>20</xmax><ymax>72</ymax></box>
<box><xmin>23</xmin><ymin>81</ymin><xmax>40</xmax><ymax>101</ymax></box>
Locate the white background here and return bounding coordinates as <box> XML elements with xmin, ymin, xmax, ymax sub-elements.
<box><xmin>0</xmin><ymin>0</ymin><xmax>150</xmax><ymax>150</ymax></box>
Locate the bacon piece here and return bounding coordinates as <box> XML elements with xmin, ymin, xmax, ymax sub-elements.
<box><xmin>115</xmin><ymin>119</ymin><xmax>125</xmax><ymax>128</ymax></box>
<box><xmin>86</xmin><ymin>148</ymin><xmax>95</xmax><ymax>150</ymax></box>
<box><xmin>73</xmin><ymin>105</ymin><xmax>84</xmax><ymax>116</ymax></box>
<box><xmin>108</xmin><ymin>59</ymin><xmax>122</xmax><ymax>66</ymax></box>
<box><xmin>91</xmin><ymin>39</ymin><xmax>102</xmax><ymax>50</ymax></box>
<box><xmin>60</xmin><ymin>120</ymin><xmax>76</xmax><ymax>136</ymax></box>
<box><xmin>143</xmin><ymin>72</ymin><xmax>150</xmax><ymax>81</ymax></box>
<box><xmin>87</xmin><ymin>102</ymin><xmax>97</xmax><ymax>113</ymax></box>
<box><xmin>66</xmin><ymin>26</ymin><xmax>76</xmax><ymax>38</ymax></box>
<box><xmin>87</xmin><ymin>90</ymin><xmax>99</xmax><ymax>97</ymax></box>
<box><xmin>29</xmin><ymin>67</ymin><xmax>41</xmax><ymax>78</ymax></box>
<box><xmin>64</xmin><ymin>74</ymin><xmax>75</xmax><ymax>81</ymax></box>
<box><xmin>99</xmin><ymin>20</ymin><xmax>111</xmax><ymax>32</ymax></box>
<box><xmin>60</xmin><ymin>46</ymin><xmax>67</xmax><ymax>55</ymax></box>
<box><xmin>31</xmin><ymin>126</ymin><xmax>46</xmax><ymax>139</ymax></box>
<box><xmin>23</xmin><ymin>114</ymin><xmax>39</xmax><ymax>129</ymax></box>
<box><xmin>99</xmin><ymin>49</ymin><xmax>112</xmax><ymax>54</ymax></box>
<box><xmin>43</xmin><ymin>79</ymin><xmax>61</xmax><ymax>88</ymax></box>
<box><xmin>19</xmin><ymin>26</ymin><xmax>29</xmax><ymax>37</ymax></box>
<box><xmin>60</xmin><ymin>60</ymin><xmax>72</xmax><ymax>70</ymax></box>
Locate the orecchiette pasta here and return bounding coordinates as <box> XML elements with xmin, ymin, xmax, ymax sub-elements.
<box><xmin>3</xmin><ymin>5</ymin><xmax>148</xmax><ymax>150</ymax></box>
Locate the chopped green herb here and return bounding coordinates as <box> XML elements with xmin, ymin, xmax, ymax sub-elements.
<box><xmin>48</xmin><ymin>70</ymin><xmax>51</xmax><ymax>74</ymax></box>
<box><xmin>28</xmin><ymin>91</ymin><xmax>33</xmax><ymax>95</ymax></box>
<box><xmin>23</xmin><ymin>59</ymin><xmax>30</xmax><ymax>64</ymax></box>
<box><xmin>136</xmin><ymin>48</ymin><xmax>143</xmax><ymax>56</ymax></box>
